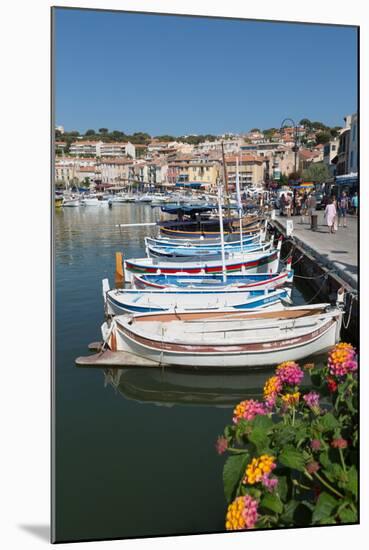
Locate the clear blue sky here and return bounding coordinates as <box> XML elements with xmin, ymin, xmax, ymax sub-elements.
<box><xmin>54</xmin><ymin>8</ymin><xmax>358</xmax><ymax>136</ymax></box>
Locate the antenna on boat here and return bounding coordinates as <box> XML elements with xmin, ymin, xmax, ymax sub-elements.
<box><xmin>217</xmin><ymin>184</ymin><xmax>227</xmax><ymax>283</ymax></box>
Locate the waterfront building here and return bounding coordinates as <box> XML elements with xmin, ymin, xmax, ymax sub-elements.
<box><xmin>348</xmin><ymin>113</ymin><xmax>358</xmax><ymax>174</ymax></box>
<box><xmin>323</xmin><ymin>138</ymin><xmax>340</xmax><ymax>177</ymax></box>
<box><xmin>187</xmin><ymin>158</ymin><xmax>221</xmax><ymax>190</ymax></box>
<box><xmin>225</xmin><ymin>154</ymin><xmax>264</xmax><ymax>189</ymax></box>
<box><xmin>70</xmin><ymin>140</ymin><xmax>102</xmax><ymax>156</ymax></box>
<box><xmin>195</xmin><ymin>139</ymin><xmax>244</xmax><ymax>154</ymax></box>
<box><xmin>99</xmin><ymin>141</ymin><xmax>136</xmax><ymax>158</ymax></box>
<box><xmin>99</xmin><ymin>157</ymin><xmax>134</xmax><ymax>186</ymax></box>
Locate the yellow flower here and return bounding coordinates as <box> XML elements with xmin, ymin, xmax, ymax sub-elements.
<box><xmin>263</xmin><ymin>376</ymin><xmax>282</xmax><ymax>400</ymax></box>
<box><xmin>244</xmin><ymin>454</ymin><xmax>276</xmax><ymax>484</ymax></box>
<box><xmin>281</xmin><ymin>392</ymin><xmax>300</xmax><ymax>407</ymax></box>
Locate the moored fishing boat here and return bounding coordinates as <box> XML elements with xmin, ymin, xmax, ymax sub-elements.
<box><xmin>145</xmin><ymin>237</ymin><xmax>273</xmax><ymax>259</ymax></box>
<box><xmin>103</xmin><ymin>281</ymin><xmax>291</xmax><ymax>315</ymax></box>
<box><xmin>124</xmin><ymin>239</ymin><xmax>282</xmax><ymax>282</ymax></box>
<box><xmin>100</xmin><ymin>304</ymin><xmax>343</xmax><ymax>368</ymax></box>
<box><xmin>145</xmin><ymin>231</ymin><xmax>263</xmax><ymax>249</ymax></box>
<box><xmin>132</xmin><ymin>262</ymin><xmax>293</xmax><ymax>290</ymax></box>
<box><xmin>63</xmin><ymin>197</ymin><xmax>81</xmax><ymax>207</ymax></box>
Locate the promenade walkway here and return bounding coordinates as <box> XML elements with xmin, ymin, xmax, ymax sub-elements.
<box><xmin>272</xmin><ymin>212</ymin><xmax>358</xmax><ymax>289</ymax></box>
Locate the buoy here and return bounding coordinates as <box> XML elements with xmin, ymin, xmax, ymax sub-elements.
<box><xmin>115</xmin><ymin>252</ymin><xmax>124</xmax><ymax>284</ymax></box>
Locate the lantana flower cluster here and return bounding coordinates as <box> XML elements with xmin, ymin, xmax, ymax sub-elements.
<box><xmin>225</xmin><ymin>495</ymin><xmax>259</xmax><ymax>530</ymax></box>
<box><xmin>244</xmin><ymin>454</ymin><xmax>276</xmax><ymax>485</ymax></box>
<box><xmin>232</xmin><ymin>399</ymin><xmax>267</xmax><ymax>424</ymax></box>
<box><xmin>328</xmin><ymin>343</ymin><xmax>357</xmax><ymax>377</ymax></box>
<box><xmin>263</xmin><ymin>361</ymin><xmax>304</xmax><ymax>409</ymax></box>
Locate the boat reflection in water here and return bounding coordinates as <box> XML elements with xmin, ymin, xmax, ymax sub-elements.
<box><xmin>103</xmin><ymin>366</ymin><xmax>276</xmax><ymax>408</ymax></box>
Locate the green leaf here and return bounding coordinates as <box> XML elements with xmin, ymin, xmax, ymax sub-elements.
<box><xmin>280</xmin><ymin>499</ymin><xmax>299</xmax><ymax>524</ymax></box>
<box><xmin>318</xmin><ymin>412</ymin><xmax>340</xmax><ymax>432</ymax></box>
<box><xmin>223</xmin><ymin>453</ymin><xmax>249</xmax><ymax>503</ymax></box>
<box><xmin>312</xmin><ymin>491</ymin><xmax>338</xmax><ymax>524</ymax></box>
<box><xmin>260</xmin><ymin>492</ymin><xmax>283</xmax><ymax>514</ymax></box>
<box><xmin>319</xmin><ymin>451</ymin><xmax>330</xmax><ymax>469</ymax></box>
<box><xmin>279</xmin><ymin>446</ymin><xmax>306</xmax><ymax>472</ymax></box>
<box><xmin>277</xmin><ymin>475</ymin><xmax>288</xmax><ymax>501</ymax></box>
<box><xmin>338</xmin><ymin>505</ymin><xmax>357</xmax><ymax>523</ymax></box>
<box><xmin>274</xmin><ymin>425</ymin><xmax>296</xmax><ymax>447</ymax></box>
<box><xmin>347</xmin><ymin>466</ymin><xmax>358</xmax><ymax>499</ymax></box>
<box><xmin>252</xmin><ymin>414</ymin><xmax>274</xmax><ymax>431</ymax></box>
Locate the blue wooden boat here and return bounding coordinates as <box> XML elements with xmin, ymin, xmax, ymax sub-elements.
<box><xmin>145</xmin><ymin>239</ymin><xmax>273</xmax><ymax>259</ymax></box>
<box><xmin>103</xmin><ymin>280</ymin><xmax>291</xmax><ymax>316</ymax></box>
<box><xmin>132</xmin><ymin>263</ymin><xmax>293</xmax><ymax>290</ymax></box>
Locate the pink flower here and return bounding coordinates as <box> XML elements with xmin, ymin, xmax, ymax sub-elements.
<box><xmin>242</xmin><ymin>495</ymin><xmax>259</xmax><ymax>529</ymax></box>
<box><xmin>215</xmin><ymin>436</ymin><xmax>228</xmax><ymax>455</ymax></box>
<box><xmin>261</xmin><ymin>473</ymin><xmax>278</xmax><ymax>492</ymax></box>
<box><xmin>233</xmin><ymin>399</ymin><xmax>267</xmax><ymax>424</ymax></box>
<box><xmin>331</xmin><ymin>438</ymin><xmax>348</xmax><ymax>449</ymax></box>
<box><xmin>310</xmin><ymin>439</ymin><xmax>321</xmax><ymax>451</ymax></box>
<box><xmin>306</xmin><ymin>460</ymin><xmax>320</xmax><ymax>474</ymax></box>
<box><xmin>303</xmin><ymin>391</ymin><xmax>320</xmax><ymax>410</ymax></box>
<box><xmin>276</xmin><ymin>361</ymin><xmax>304</xmax><ymax>386</ymax></box>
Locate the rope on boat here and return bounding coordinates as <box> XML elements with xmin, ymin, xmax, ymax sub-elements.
<box><xmin>342</xmin><ymin>291</ymin><xmax>357</xmax><ymax>330</ymax></box>
<box><xmin>303</xmin><ymin>275</ymin><xmax>329</xmax><ymax>305</ymax></box>
<box><xmin>294</xmin><ymin>269</ymin><xmax>338</xmax><ymax>280</ymax></box>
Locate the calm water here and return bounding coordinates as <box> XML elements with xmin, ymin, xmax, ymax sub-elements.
<box><xmin>54</xmin><ymin>204</ymin><xmax>318</xmax><ymax>542</ymax></box>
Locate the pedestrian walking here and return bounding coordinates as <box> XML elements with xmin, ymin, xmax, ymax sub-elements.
<box><xmin>308</xmin><ymin>193</ymin><xmax>317</xmax><ymax>226</ymax></box>
<box><xmin>324</xmin><ymin>198</ymin><xmax>337</xmax><ymax>234</ymax></box>
<box><xmin>352</xmin><ymin>192</ymin><xmax>358</xmax><ymax>215</ymax></box>
<box><xmin>331</xmin><ymin>195</ymin><xmax>338</xmax><ymax>231</ymax></box>
<box><xmin>338</xmin><ymin>192</ymin><xmax>349</xmax><ymax>227</ymax></box>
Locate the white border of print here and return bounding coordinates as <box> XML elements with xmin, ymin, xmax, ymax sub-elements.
<box><xmin>1</xmin><ymin>0</ymin><xmax>366</xmax><ymax>548</ymax></box>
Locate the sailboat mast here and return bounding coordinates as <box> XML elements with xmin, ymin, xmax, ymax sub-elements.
<box><xmin>217</xmin><ymin>185</ymin><xmax>227</xmax><ymax>283</ymax></box>
<box><xmin>221</xmin><ymin>141</ymin><xmax>230</xmax><ymax>209</ymax></box>
<box><xmin>235</xmin><ymin>156</ymin><xmax>244</xmax><ymax>253</ymax></box>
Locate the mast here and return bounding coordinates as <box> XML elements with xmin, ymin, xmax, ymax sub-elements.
<box><xmin>221</xmin><ymin>141</ymin><xmax>230</xmax><ymax>209</ymax></box>
<box><xmin>235</xmin><ymin>156</ymin><xmax>244</xmax><ymax>253</ymax></box>
<box><xmin>217</xmin><ymin>184</ymin><xmax>227</xmax><ymax>283</ymax></box>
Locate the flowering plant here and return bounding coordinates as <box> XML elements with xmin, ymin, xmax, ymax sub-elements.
<box><xmin>216</xmin><ymin>344</ymin><xmax>358</xmax><ymax>530</ymax></box>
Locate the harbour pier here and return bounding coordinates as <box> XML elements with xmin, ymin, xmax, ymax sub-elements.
<box><xmin>270</xmin><ymin>212</ymin><xmax>358</xmax><ymax>344</ymax></box>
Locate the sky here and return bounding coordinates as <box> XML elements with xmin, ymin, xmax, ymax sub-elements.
<box><xmin>54</xmin><ymin>8</ymin><xmax>358</xmax><ymax>136</ymax></box>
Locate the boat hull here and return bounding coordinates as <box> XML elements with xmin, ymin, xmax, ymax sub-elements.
<box><xmin>132</xmin><ymin>270</ymin><xmax>294</xmax><ymax>291</ymax></box>
<box><xmin>105</xmin><ymin>307</ymin><xmax>342</xmax><ymax>368</ymax></box>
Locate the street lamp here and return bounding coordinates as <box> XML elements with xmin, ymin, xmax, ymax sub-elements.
<box><xmin>280</xmin><ymin>118</ymin><xmax>299</xmax><ymax>175</ymax></box>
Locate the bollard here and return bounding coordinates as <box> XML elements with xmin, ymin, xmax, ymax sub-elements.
<box><xmin>311</xmin><ymin>214</ymin><xmax>318</xmax><ymax>231</ymax></box>
<box><xmin>115</xmin><ymin>252</ymin><xmax>124</xmax><ymax>285</ymax></box>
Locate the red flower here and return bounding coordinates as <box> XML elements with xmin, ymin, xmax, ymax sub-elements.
<box><xmin>327</xmin><ymin>376</ymin><xmax>338</xmax><ymax>393</ymax></box>
<box><xmin>331</xmin><ymin>438</ymin><xmax>348</xmax><ymax>449</ymax></box>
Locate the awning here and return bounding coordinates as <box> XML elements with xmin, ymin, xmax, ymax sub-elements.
<box><xmin>175</xmin><ymin>182</ymin><xmax>203</xmax><ymax>189</ymax></box>
<box><xmin>336</xmin><ymin>173</ymin><xmax>358</xmax><ymax>185</ymax></box>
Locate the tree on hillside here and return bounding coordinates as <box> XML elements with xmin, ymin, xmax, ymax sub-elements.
<box><xmin>299</xmin><ymin>118</ymin><xmax>312</xmax><ymax>128</ymax></box>
<box><xmin>311</xmin><ymin>121</ymin><xmax>328</xmax><ymax>131</ymax></box>
<box><xmin>85</xmin><ymin>129</ymin><xmax>96</xmax><ymax>136</ymax></box>
<box><xmin>154</xmin><ymin>135</ymin><xmax>176</xmax><ymax>142</ymax></box>
<box><xmin>315</xmin><ymin>131</ymin><xmax>332</xmax><ymax>145</ymax></box>
<box><xmin>99</xmin><ymin>128</ymin><xmax>108</xmax><ymax>134</ymax></box>
<box><xmin>302</xmin><ymin>162</ymin><xmax>329</xmax><ymax>184</ymax></box>
<box><xmin>250</xmin><ymin>128</ymin><xmax>260</xmax><ymax>132</ymax></box>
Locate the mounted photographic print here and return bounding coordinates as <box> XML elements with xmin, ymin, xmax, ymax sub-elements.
<box><xmin>52</xmin><ymin>6</ymin><xmax>359</xmax><ymax>543</ymax></box>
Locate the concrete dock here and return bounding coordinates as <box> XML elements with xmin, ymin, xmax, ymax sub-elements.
<box><xmin>272</xmin><ymin>212</ymin><xmax>358</xmax><ymax>289</ymax></box>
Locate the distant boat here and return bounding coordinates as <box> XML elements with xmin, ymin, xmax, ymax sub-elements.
<box><xmin>101</xmin><ymin>304</ymin><xmax>343</xmax><ymax>368</ymax></box>
<box><xmin>63</xmin><ymin>198</ymin><xmax>80</xmax><ymax>207</ymax></box>
<box><xmin>55</xmin><ymin>196</ymin><xmax>64</xmax><ymax>208</ymax></box>
<box><xmin>82</xmin><ymin>195</ymin><xmax>110</xmax><ymax>206</ymax></box>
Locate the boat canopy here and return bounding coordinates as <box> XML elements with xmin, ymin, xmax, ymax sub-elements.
<box><xmin>161</xmin><ymin>204</ymin><xmax>217</xmax><ymax>215</ymax></box>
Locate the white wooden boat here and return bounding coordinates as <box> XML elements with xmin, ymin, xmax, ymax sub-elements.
<box><xmin>103</xmin><ymin>279</ymin><xmax>291</xmax><ymax>315</ymax></box>
<box><xmin>101</xmin><ymin>304</ymin><xmax>343</xmax><ymax>368</ymax></box>
<box><xmin>124</xmin><ymin>239</ymin><xmax>282</xmax><ymax>282</ymax></box>
<box><xmin>145</xmin><ymin>232</ymin><xmax>264</xmax><ymax>249</ymax></box>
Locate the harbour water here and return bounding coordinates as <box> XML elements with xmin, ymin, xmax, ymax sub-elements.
<box><xmin>54</xmin><ymin>204</ymin><xmax>323</xmax><ymax>542</ymax></box>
